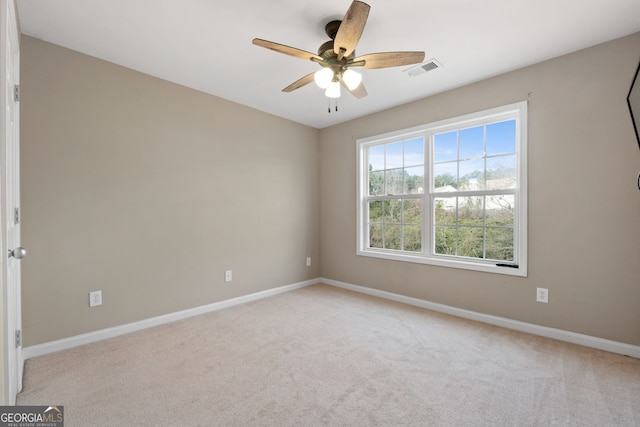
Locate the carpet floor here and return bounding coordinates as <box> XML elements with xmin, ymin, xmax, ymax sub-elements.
<box><xmin>17</xmin><ymin>284</ymin><xmax>640</xmax><ymax>426</ymax></box>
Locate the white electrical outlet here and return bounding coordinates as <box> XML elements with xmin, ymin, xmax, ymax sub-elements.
<box><xmin>306</xmin><ymin>257</ymin><xmax>311</xmax><ymax>267</ymax></box>
<box><xmin>89</xmin><ymin>290</ymin><xmax>102</xmax><ymax>307</ymax></box>
<box><xmin>225</xmin><ymin>270</ymin><xmax>233</xmax><ymax>282</ymax></box>
<box><xmin>536</xmin><ymin>287</ymin><xmax>549</xmax><ymax>303</ymax></box>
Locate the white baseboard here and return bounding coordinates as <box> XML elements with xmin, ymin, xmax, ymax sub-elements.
<box><xmin>321</xmin><ymin>278</ymin><xmax>640</xmax><ymax>359</ymax></box>
<box><xmin>24</xmin><ymin>277</ymin><xmax>640</xmax><ymax>360</ymax></box>
<box><xmin>23</xmin><ymin>278</ymin><xmax>319</xmax><ymax>360</ymax></box>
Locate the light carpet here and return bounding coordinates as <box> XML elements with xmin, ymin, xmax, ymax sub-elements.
<box><xmin>17</xmin><ymin>284</ymin><xmax>640</xmax><ymax>426</ymax></box>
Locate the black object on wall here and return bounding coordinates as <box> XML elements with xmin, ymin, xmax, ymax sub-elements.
<box><xmin>628</xmin><ymin>59</ymin><xmax>640</xmax><ymax>152</ymax></box>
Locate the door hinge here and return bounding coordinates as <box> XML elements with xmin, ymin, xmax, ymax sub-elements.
<box><xmin>14</xmin><ymin>207</ymin><xmax>20</xmax><ymax>225</ymax></box>
<box><xmin>13</xmin><ymin>84</ymin><xmax>20</xmax><ymax>102</ymax></box>
<box><xmin>15</xmin><ymin>330</ymin><xmax>21</xmax><ymax>348</ymax></box>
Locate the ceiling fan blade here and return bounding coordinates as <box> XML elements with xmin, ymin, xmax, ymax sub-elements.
<box><xmin>353</xmin><ymin>51</ymin><xmax>426</xmax><ymax>69</ymax></box>
<box><xmin>253</xmin><ymin>38</ymin><xmax>324</xmax><ymax>63</ymax></box>
<box><xmin>349</xmin><ymin>82</ymin><xmax>368</xmax><ymax>99</ymax></box>
<box><xmin>282</xmin><ymin>72</ymin><xmax>316</xmax><ymax>92</ymax></box>
<box><xmin>334</xmin><ymin>1</ymin><xmax>370</xmax><ymax>61</ymax></box>
<box><xmin>340</xmin><ymin>78</ymin><xmax>368</xmax><ymax>99</ymax></box>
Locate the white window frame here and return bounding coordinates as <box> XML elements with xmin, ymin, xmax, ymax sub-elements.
<box><xmin>356</xmin><ymin>101</ymin><xmax>527</xmax><ymax>277</ymax></box>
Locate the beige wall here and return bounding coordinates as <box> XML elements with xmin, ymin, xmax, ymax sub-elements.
<box><xmin>20</xmin><ymin>32</ymin><xmax>640</xmax><ymax>349</ymax></box>
<box><xmin>20</xmin><ymin>36</ymin><xmax>320</xmax><ymax>346</ymax></box>
<box><xmin>320</xmin><ymin>33</ymin><xmax>640</xmax><ymax>346</ymax></box>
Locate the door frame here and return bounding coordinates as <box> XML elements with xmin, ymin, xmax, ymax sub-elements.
<box><xmin>1</xmin><ymin>0</ymin><xmax>22</xmax><ymax>405</ymax></box>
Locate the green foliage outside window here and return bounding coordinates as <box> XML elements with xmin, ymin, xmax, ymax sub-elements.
<box><xmin>368</xmin><ymin>199</ymin><xmax>422</xmax><ymax>252</ymax></box>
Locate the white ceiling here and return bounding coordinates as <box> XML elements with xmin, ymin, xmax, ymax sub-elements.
<box><xmin>17</xmin><ymin>0</ymin><xmax>640</xmax><ymax>129</ymax></box>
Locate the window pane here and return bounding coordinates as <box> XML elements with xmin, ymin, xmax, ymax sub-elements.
<box><xmin>459</xmin><ymin>159</ymin><xmax>484</xmax><ymax>190</ymax></box>
<box><xmin>435</xmin><ymin>226</ymin><xmax>456</xmax><ymax>255</ymax></box>
<box><xmin>458</xmin><ymin>227</ymin><xmax>484</xmax><ymax>258</ymax></box>
<box><xmin>486</xmin><ymin>155</ymin><xmax>516</xmax><ymax>189</ymax></box>
<box><xmin>369</xmin><ymin>224</ymin><xmax>383</xmax><ymax>248</ymax></box>
<box><xmin>434</xmin><ymin>131</ymin><xmax>457</xmax><ymax>163</ymax></box>
<box><xmin>486</xmin><ymin>120</ymin><xmax>516</xmax><ymax>155</ymax></box>
<box><xmin>385</xmin><ymin>225</ymin><xmax>402</xmax><ymax>250</ymax></box>
<box><xmin>486</xmin><ymin>228</ymin><xmax>514</xmax><ymax>261</ymax></box>
<box><xmin>386</xmin><ymin>141</ymin><xmax>403</xmax><ymax>169</ymax></box>
<box><xmin>459</xmin><ymin>126</ymin><xmax>484</xmax><ymax>159</ymax></box>
<box><xmin>403</xmin><ymin>199</ymin><xmax>422</xmax><ymax>224</ymax></box>
<box><xmin>486</xmin><ymin>195</ymin><xmax>514</xmax><ymax>226</ymax></box>
<box><xmin>458</xmin><ymin>196</ymin><xmax>484</xmax><ymax>226</ymax></box>
<box><xmin>369</xmin><ymin>145</ymin><xmax>385</xmax><ymax>171</ymax></box>
<box><xmin>434</xmin><ymin>163</ymin><xmax>458</xmax><ymax>191</ymax></box>
<box><xmin>404</xmin><ymin>225</ymin><xmax>422</xmax><ymax>252</ymax></box>
<box><xmin>405</xmin><ymin>137</ymin><xmax>424</xmax><ymax>167</ymax></box>
<box><xmin>405</xmin><ymin>166</ymin><xmax>424</xmax><ymax>194</ymax></box>
<box><xmin>434</xmin><ymin>197</ymin><xmax>456</xmax><ymax>225</ymax></box>
<box><xmin>388</xmin><ymin>200</ymin><xmax>402</xmax><ymax>223</ymax></box>
<box><xmin>386</xmin><ymin>169</ymin><xmax>404</xmax><ymax>195</ymax></box>
<box><xmin>382</xmin><ymin>200</ymin><xmax>391</xmax><ymax>221</ymax></box>
<box><xmin>369</xmin><ymin>171</ymin><xmax>384</xmax><ymax>195</ymax></box>
<box><xmin>369</xmin><ymin>200</ymin><xmax>383</xmax><ymax>223</ymax></box>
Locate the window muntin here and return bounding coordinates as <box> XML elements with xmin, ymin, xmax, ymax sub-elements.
<box><xmin>357</xmin><ymin>102</ymin><xmax>527</xmax><ymax>276</ymax></box>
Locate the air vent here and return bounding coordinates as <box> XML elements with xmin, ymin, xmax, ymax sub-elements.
<box><xmin>406</xmin><ymin>59</ymin><xmax>442</xmax><ymax>77</ymax></box>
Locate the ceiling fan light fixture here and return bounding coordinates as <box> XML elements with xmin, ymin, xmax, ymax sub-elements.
<box><xmin>314</xmin><ymin>67</ymin><xmax>334</xmax><ymax>89</ymax></box>
<box><xmin>342</xmin><ymin>69</ymin><xmax>362</xmax><ymax>90</ymax></box>
<box><xmin>325</xmin><ymin>80</ymin><xmax>341</xmax><ymax>98</ymax></box>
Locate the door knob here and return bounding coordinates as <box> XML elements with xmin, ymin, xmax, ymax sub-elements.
<box><xmin>8</xmin><ymin>247</ymin><xmax>26</xmax><ymax>259</ymax></box>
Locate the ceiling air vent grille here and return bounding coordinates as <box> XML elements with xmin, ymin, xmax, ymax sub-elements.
<box><xmin>406</xmin><ymin>59</ymin><xmax>442</xmax><ymax>77</ymax></box>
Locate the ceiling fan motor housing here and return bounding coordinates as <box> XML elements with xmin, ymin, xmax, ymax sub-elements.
<box><xmin>318</xmin><ymin>33</ymin><xmax>356</xmax><ymax>77</ymax></box>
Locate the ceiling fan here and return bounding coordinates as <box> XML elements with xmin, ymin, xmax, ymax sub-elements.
<box><xmin>252</xmin><ymin>1</ymin><xmax>425</xmax><ymax>100</ymax></box>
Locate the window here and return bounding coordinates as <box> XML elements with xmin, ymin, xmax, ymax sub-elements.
<box><xmin>357</xmin><ymin>102</ymin><xmax>527</xmax><ymax>276</ymax></box>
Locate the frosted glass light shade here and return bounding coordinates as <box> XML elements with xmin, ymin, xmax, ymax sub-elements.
<box><xmin>314</xmin><ymin>68</ymin><xmax>334</xmax><ymax>89</ymax></box>
<box><xmin>342</xmin><ymin>69</ymin><xmax>362</xmax><ymax>90</ymax></box>
<box><xmin>325</xmin><ymin>81</ymin><xmax>341</xmax><ymax>98</ymax></box>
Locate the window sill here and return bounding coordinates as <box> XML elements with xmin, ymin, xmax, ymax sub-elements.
<box><xmin>357</xmin><ymin>248</ymin><xmax>527</xmax><ymax>277</ymax></box>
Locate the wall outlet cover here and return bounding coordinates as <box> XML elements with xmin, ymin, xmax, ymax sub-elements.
<box><xmin>536</xmin><ymin>287</ymin><xmax>549</xmax><ymax>303</ymax></box>
<box><xmin>89</xmin><ymin>290</ymin><xmax>102</xmax><ymax>307</ymax></box>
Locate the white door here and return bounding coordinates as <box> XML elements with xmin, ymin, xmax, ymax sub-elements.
<box><xmin>1</xmin><ymin>0</ymin><xmax>23</xmax><ymax>405</ymax></box>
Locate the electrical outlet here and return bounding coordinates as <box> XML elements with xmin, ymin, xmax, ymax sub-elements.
<box><xmin>89</xmin><ymin>290</ymin><xmax>102</xmax><ymax>307</ymax></box>
<box><xmin>225</xmin><ymin>270</ymin><xmax>232</xmax><ymax>282</ymax></box>
<box><xmin>536</xmin><ymin>287</ymin><xmax>549</xmax><ymax>303</ymax></box>
<box><xmin>306</xmin><ymin>257</ymin><xmax>311</xmax><ymax>267</ymax></box>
